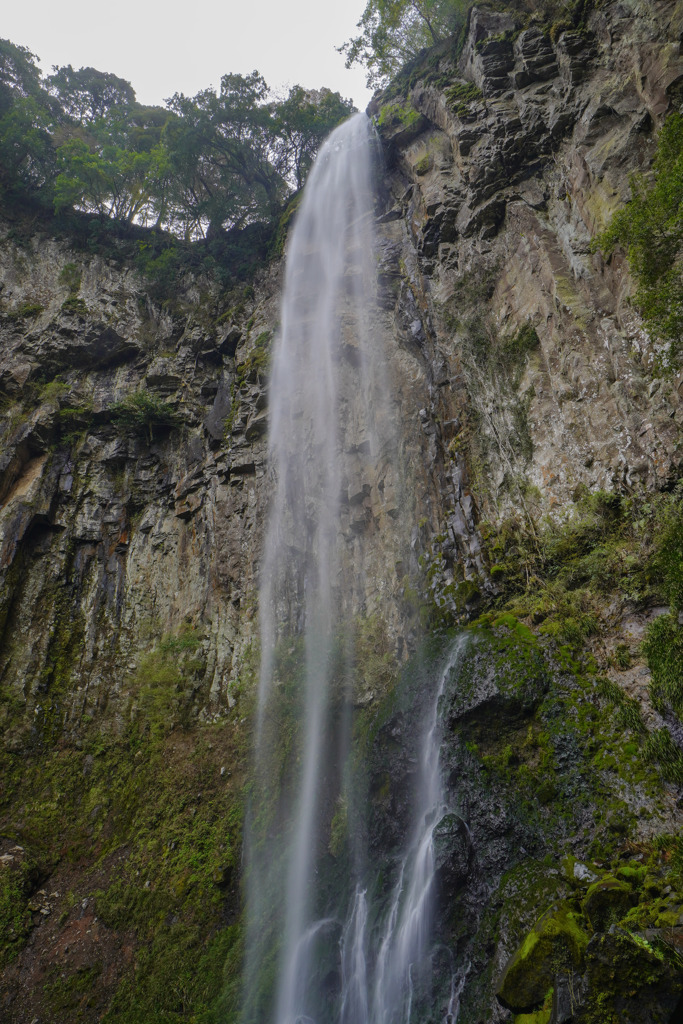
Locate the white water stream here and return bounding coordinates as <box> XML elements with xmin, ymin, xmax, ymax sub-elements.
<box><xmin>244</xmin><ymin>112</ymin><xmax>386</xmax><ymax>1024</ymax></box>
<box><xmin>244</xmin><ymin>111</ymin><xmax>466</xmax><ymax>1024</ymax></box>
<box><xmin>340</xmin><ymin>638</ymin><xmax>469</xmax><ymax>1024</ymax></box>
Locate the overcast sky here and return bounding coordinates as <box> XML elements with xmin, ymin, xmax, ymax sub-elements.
<box><xmin>3</xmin><ymin>0</ymin><xmax>374</xmax><ymax>110</ymax></box>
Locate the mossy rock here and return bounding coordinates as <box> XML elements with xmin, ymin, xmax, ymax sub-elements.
<box><xmin>615</xmin><ymin>864</ymin><xmax>647</xmax><ymax>886</ymax></box>
<box><xmin>446</xmin><ymin>624</ymin><xmax>550</xmax><ymax>730</ymax></box>
<box><xmin>514</xmin><ymin>1004</ymin><xmax>552</xmax><ymax>1024</ymax></box>
<box><xmin>578</xmin><ymin>930</ymin><xmax>683</xmax><ymax>1024</ymax></box>
<box><xmin>581</xmin><ymin>875</ymin><xmax>634</xmax><ymax>931</ymax></box>
<box><xmin>497</xmin><ymin>901</ymin><xmax>589</xmax><ymax>1012</ymax></box>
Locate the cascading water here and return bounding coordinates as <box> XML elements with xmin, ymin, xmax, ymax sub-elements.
<box><xmin>242</xmin><ymin>111</ymin><xmax>391</xmax><ymax>1024</ymax></box>
<box><xmin>340</xmin><ymin>637</ymin><xmax>470</xmax><ymax>1024</ymax></box>
<box><xmin>242</xmin><ymin>109</ymin><xmax>467</xmax><ymax>1024</ymax></box>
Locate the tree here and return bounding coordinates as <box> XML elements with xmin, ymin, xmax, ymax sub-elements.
<box><xmin>0</xmin><ymin>94</ymin><xmax>56</xmax><ymax>190</ymax></box>
<box><xmin>164</xmin><ymin>72</ymin><xmax>286</xmax><ymax>238</ymax></box>
<box><xmin>46</xmin><ymin>65</ymin><xmax>136</xmax><ymax>124</ymax></box>
<box><xmin>0</xmin><ymin>38</ymin><xmax>43</xmax><ymax>116</ymax></box>
<box><xmin>54</xmin><ymin>134</ymin><xmax>168</xmax><ymax>224</ymax></box>
<box><xmin>339</xmin><ymin>0</ymin><xmax>467</xmax><ymax>88</ymax></box>
<box><xmin>0</xmin><ymin>41</ymin><xmax>58</xmax><ymax>192</ymax></box>
<box><xmin>271</xmin><ymin>87</ymin><xmax>355</xmax><ymax>190</ymax></box>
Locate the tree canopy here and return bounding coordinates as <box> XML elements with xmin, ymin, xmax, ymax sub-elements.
<box><xmin>0</xmin><ymin>39</ymin><xmax>355</xmax><ymax>242</ymax></box>
<box><xmin>339</xmin><ymin>0</ymin><xmax>467</xmax><ymax>88</ymax></box>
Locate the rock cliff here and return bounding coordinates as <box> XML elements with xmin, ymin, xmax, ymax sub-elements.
<box><xmin>1</xmin><ymin>1</ymin><xmax>682</xmax><ymax>1022</ymax></box>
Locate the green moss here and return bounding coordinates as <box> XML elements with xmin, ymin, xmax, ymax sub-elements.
<box><xmin>44</xmin><ymin>964</ymin><xmax>102</xmax><ymax>1016</ymax></box>
<box><xmin>502</xmin><ymin>321</ymin><xmax>540</xmax><ymax>361</ymax></box>
<box><xmin>444</xmin><ymin>80</ymin><xmax>483</xmax><ymax>117</ymax></box>
<box><xmin>271</xmin><ymin>191</ymin><xmax>303</xmax><ymax>256</ymax></box>
<box><xmin>582</xmin><ymin>875</ymin><xmax>634</xmax><ymax>930</ymax></box>
<box><xmin>481</xmin><ymin>482</ymin><xmax>683</xmax><ymax>659</ymax></box>
<box><xmin>60</xmin><ymin>295</ymin><xmax>89</xmax><ymax>316</ymax></box>
<box><xmin>594</xmin><ymin>111</ymin><xmax>683</xmax><ymax>366</ymax></box>
<box><xmin>4</xmin><ymin>300</ymin><xmax>44</xmax><ymax>320</ymax></box>
<box><xmin>0</xmin><ymin>863</ymin><xmax>34</xmax><ymax>963</ymax></box>
<box><xmin>0</xmin><ymin>614</ymin><xmax>251</xmax><ymax>1023</ymax></box>
<box><xmin>642</xmin><ymin>614</ymin><xmax>683</xmax><ymax>717</ymax></box>
<box><xmin>58</xmin><ymin>261</ymin><xmax>82</xmax><ymax>294</ymax></box>
<box><xmin>580</xmin><ymin>930</ymin><xmax>683</xmax><ymax>1024</ymax></box>
<box><xmin>613</xmin><ymin>643</ymin><xmax>631</xmax><ymax>669</ymax></box>
<box><xmin>615</xmin><ymin>864</ymin><xmax>647</xmax><ymax>885</ymax></box>
<box><xmin>497</xmin><ymin>902</ymin><xmax>589</xmax><ymax>1012</ymax></box>
<box><xmin>414</xmin><ymin>152</ymin><xmax>432</xmax><ymax>175</ymax></box>
<box><xmin>644</xmin><ymin>728</ymin><xmax>683</xmax><ymax>786</ymax></box>
<box><xmin>225</xmin><ymin>331</ymin><xmax>272</xmax><ymax>435</ymax></box>
<box><xmin>513</xmin><ymin>989</ymin><xmax>553</xmax><ymax>1024</ymax></box>
<box><xmin>377</xmin><ymin>100</ymin><xmax>421</xmax><ymax>130</ymax></box>
<box><xmin>329</xmin><ymin>795</ymin><xmax>348</xmax><ymax>858</ymax></box>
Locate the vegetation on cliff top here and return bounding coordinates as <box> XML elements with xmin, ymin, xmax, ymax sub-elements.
<box><xmin>0</xmin><ymin>38</ymin><xmax>354</xmax><ymax>245</ymax></box>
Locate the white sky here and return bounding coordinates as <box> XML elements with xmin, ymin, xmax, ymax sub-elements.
<box><xmin>3</xmin><ymin>0</ymin><xmax>374</xmax><ymax>110</ymax></box>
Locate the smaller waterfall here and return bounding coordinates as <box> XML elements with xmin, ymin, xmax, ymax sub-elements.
<box><xmin>341</xmin><ymin>637</ymin><xmax>469</xmax><ymax>1024</ymax></box>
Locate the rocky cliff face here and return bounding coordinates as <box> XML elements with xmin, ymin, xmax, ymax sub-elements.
<box><xmin>1</xmin><ymin>1</ymin><xmax>682</xmax><ymax>1022</ymax></box>
<box><xmin>375</xmin><ymin>0</ymin><xmax>683</xmax><ymax>525</ymax></box>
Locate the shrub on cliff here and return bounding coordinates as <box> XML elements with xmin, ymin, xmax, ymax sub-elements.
<box><xmin>110</xmin><ymin>389</ymin><xmax>181</xmax><ymax>442</ymax></box>
<box><xmin>596</xmin><ymin>112</ymin><xmax>683</xmax><ymax>365</ymax></box>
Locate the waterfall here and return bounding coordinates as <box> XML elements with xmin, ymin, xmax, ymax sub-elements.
<box><xmin>340</xmin><ymin>637</ymin><xmax>469</xmax><ymax>1024</ymax></box>
<box><xmin>242</xmin><ymin>109</ymin><xmax>466</xmax><ymax>1024</ymax></box>
<box><xmin>242</xmin><ymin>111</ymin><xmax>388</xmax><ymax>1024</ymax></box>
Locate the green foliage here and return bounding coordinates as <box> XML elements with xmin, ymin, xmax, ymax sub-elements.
<box><xmin>353</xmin><ymin>612</ymin><xmax>397</xmax><ymax>699</ymax></box>
<box><xmin>270</xmin><ymin>86</ymin><xmax>355</xmax><ymax>190</ymax></box>
<box><xmin>329</xmin><ymin>795</ymin><xmax>348</xmax><ymax>858</ymax></box>
<box><xmin>485</xmin><ymin>485</ymin><xmax>683</xmax><ymax>646</ymax></box>
<box><xmin>54</xmin><ymin>134</ymin><xmax>168</xmax><ymax>225</ymax></box>
<box><xmin>60</xmin><ymin>295</ymin><xmax>88</xmax><ymax>315</ymax></box>
<box><xmin>38</xmin><ymin>378</ymin><xmax>69</xmax><ymax>404</ymax></box>
<box><xmin>110</xmin><ymin>389</ymin><xmax>181</xmax><ymax>442</ymax></box>
<box><xmin>0</xmin><ymin>97</ymin><xmax>56</xmax><ymax>193</ymax></box>
<box><xmin>377</xmin><ymin>99</ymin><xmax>421</xmax><ymax>129</ymax></box>
<box><xmin>0</xmin><ymin>863</ymin><xmax>34</xmax><ymax>963</ymax></box>
<box><xmin>612</xmin><ymin>644</ymin><xmax>631</xmax><ymax>669</ymax></box>
<box><xmin>642</xmin><ymin>614</ymin><xmax>683</xmax><ymax>717</ymax></box>
<box><xmin>0</xmin><ymin>37</ymin><xmax>43</xmax><ymax>113</ymax></box>
<box><xmin>225</xmin><ymin>332</ymin><xmax>272</xmax><ymax>434</ymax></box>
<box><xmin>46</xmin><ymin>64</ymin><xmax>136</xmax><ymax>124</ymax></box>
<box><xmin>339</xmin><ymin>0</ymin><xmax>468</xmax><ymax>88</ymax></box>
<box><xmin>271</xmin><ymin>190</ymin><xmax>303</xmax><ymax>256</ymax></box>
<box><xmin>444</xmin><ymin>79</ymin><xmax>482</xmax><ymax>116</ymax></box>
<box><xmin>3</xmin><ymin>300</ymin><xmax>44</xmax><ymax>320</ymax></box>
<box><xmin>0</xmin><ymin>617</ymin><xmax>248</xmax><ymax>1022</ymax></box>
<box><xmin>502</xmin><ymin>321</ymin><xmax>540</xmax><ymax>361</ymax></box>
<box><xmin>0</xmin><ymin>35</ymin><xmax>351</xmax><ymax>258</ymax></box>
<box><xmin>43</xmin><ymin>964</ymin><xmax>102</xmax><ymax>1016</ymax></box>
<box><xmin>163</xmin><ymin>75</ymin><xmax>352</xmax><ymax>239</ymax></box>
<box><xmin>595</xmin><ymin>112</ymin><xmax>683</xmax><ymax>365</ymax></box>
<box><xmin>644</xmin><ymin>729</ymin><xmax>683</xmax><ymax>786</ymax></box>
<box><xmin>596</xmin><ymin>676</ymin><xmax>645</xmax><ymax>735</ymax></box>
<box><xmin>58</xmin><ymin>261</ymin><xmax>82</xmax><ymax>293</ymax></box>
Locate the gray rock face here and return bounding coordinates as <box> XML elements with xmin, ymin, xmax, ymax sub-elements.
<box><xmin>373</xmin><ymin>0</ymin><xmax>683</xmax><ymax>541</ymax></box>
